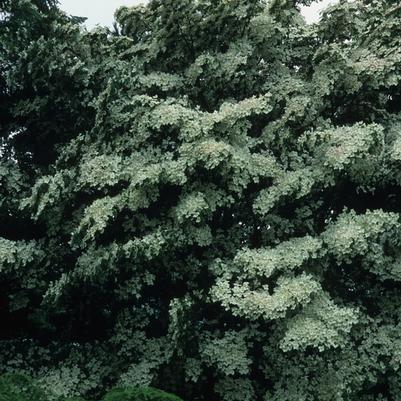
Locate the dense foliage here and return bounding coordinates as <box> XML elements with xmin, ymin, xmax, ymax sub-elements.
<box><xmin>0</xmin><ymin>374</ymin><xmax>45</xmax><ymax>401</ymax></box>
<box><xmin>0</xmin><ymin>374</ymin><xmax>183</xmax><ymax>401</ymax></box>
<box><xmin>102</xmin><ymin>386</ymin><xmax>184</xmax><ymax>401</ymax></box>
<box><xmin>2</xmin><ymin>0</ymin><xmax>401</xmax><ymax>399</ymax></box>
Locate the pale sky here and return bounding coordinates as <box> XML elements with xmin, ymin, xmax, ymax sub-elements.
<box><xmin>59</xmin><ymin>0</ymin><xmax>335</xmax><ymax>29</ymax></box>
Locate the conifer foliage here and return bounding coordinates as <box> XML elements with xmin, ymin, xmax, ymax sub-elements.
<box><xmin>2</xmin><ymin>0</ymin><xmax>401</xmax><ymax>400</ymax></box>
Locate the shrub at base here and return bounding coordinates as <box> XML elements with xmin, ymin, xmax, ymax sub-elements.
<box><xmin>0</xmin><ymin>374</ymin><xmax>46</xmax><ymax>401</ymax></box>
<box><xmin>102</xmin><ymin>387</ymin><xmax>184</xmax><ymax>401</ymax></box>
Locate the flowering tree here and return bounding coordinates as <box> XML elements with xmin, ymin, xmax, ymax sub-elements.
<box><xmin>1</xmin><ymin>0</ymin><xmax>401</xmax><ymax>400</ymax></box>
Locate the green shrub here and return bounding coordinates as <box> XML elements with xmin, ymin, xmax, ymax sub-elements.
<box><xmin>0</xmin><ymin>374</ymin><xmax>47</xmax><ymax>401</ymax></box>
<box><xmin>102</xmin><ymin>387</ymin><xmax>184</xmax><ymax>401</ymax></box>
<box><xmin>0</xmin><ymin>375</ymin><xmax>182</xmax><ymax>401</ymax></box>
<box><xmin>61</xmin><ymin>398</ymin><xmax>87</xmax><ymax>401</ymax></box>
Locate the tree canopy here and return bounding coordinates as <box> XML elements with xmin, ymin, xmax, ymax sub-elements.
<box><xmin>1</xmin><ymin>0</ymin><xmax>401</xmax><ymax>400</ymax></box>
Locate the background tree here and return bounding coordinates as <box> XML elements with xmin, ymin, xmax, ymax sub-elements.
<box><xmin>2</xmin><ymin>0</ymin><xmax>401</xmax><ymax>400</ymax></box>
